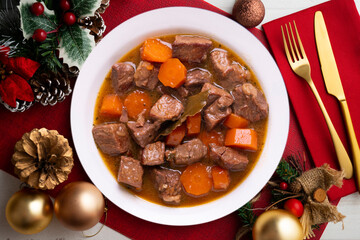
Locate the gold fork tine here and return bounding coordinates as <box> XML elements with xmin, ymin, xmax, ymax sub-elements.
<box><xmin>281</xmin><ymin>26</ymin><xmax>293</xmax><ymax>64</ymax></box>
<box><xmin>288</xmin><ymin>22</ymin><xmax>301</xmax><ymax>61</ymax></box>
<box><xmin>292</xmin><ymin>21</ymin><xmax>305</xmax><ymax>60</ymax></box>
<box><xmin>285</xmin><ymin>24</ymin><xmax>296</xmax><ymax>62</ymax></box>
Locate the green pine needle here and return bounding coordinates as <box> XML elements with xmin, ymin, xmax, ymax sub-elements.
<box><xmin>237</xmin><ymin>202</ymin><xmax>257</xmax><ymax>227</ymax></box>
<box><xmin>276</xmin><ymin>160</ymin><xmax>300</xmax><ymax>183</ymax></box>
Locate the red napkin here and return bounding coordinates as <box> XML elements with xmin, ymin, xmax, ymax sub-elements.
<box><xmin>263</xmin><ymin>0</ymin><xmax>360</xmax><ymax>200</ymax></box>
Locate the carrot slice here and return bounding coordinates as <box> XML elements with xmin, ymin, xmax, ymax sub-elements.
<box><xmin>211</xmin><ymin>166</ymin><xmax>230</xmax><ymax>190</ymax></box>
<box><xmin>180</xmin><ymin>162</ymin><xmax>212</xmax><ymax>197</ymax></box>
<box><xmin>123</xmin><ymin>90</ymin><xmax>152</xmax><ymax>119</ymax></box>
<box><xmin>186</xmin><ymin>113</ymin><xmax>201</xmax><ymax>136</ymax></box>
<box><xmin>99</xmin><ymin>94</ymin><xmax>123</xmax><ymax>118</ymax></box>
<box><xmin>224</xmin><ymin>128</ymin><xmax>258</xmax><ymax>151</ymax></box>
<box><xmin>223</xmin><ymin>113</ymin><xmax>249</xmax><ymax>129</ymax></box>
<box><xmin>158</xmin><ymin>58</ymin><xmax>187</xmax><ymax>88</ymax></box>
<box><xmin>199</xmin><ymin>130</ymin><xmax>224</xmax><ymax>148</ymax></box>
<box><xmin>165</xmin><ymin>123</ymin><xmax>186</xmax><ymax>147</ymax></box>
<box><xmin>141</xmin><ymin>39</ymin><xmax>172</xmax><ymax>63</ymax></box>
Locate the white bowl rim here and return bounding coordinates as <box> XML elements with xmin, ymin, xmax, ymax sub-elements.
<box><xmin>70</xmin><ymin>6</ymin><xmax>289</xmax><ymax>226</ymax></box>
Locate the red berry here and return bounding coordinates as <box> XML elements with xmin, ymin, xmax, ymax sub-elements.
<box><xmin>279</xmin><ymin>182</ymin><xmax>288</xmax><ymax>190</ymax></box>
<box><xmin>60</xmin><ymin>0</ymin><xmax>71</xmax><ymax>11</ymax></box>
<box><xmin>32</xmin><ymin>29</ymin><xmax>47</xmax><ymax>42</ymax></box>
<box><xmin>284</xmin><ymin>199</ymin><xmax>304</xmax><ymax>218</ymax></box>
<box><xmin>30</xmin><ymin>2</ymin><xmax>44</xmax><ymax>16</ymax></box>
<box><xmin>63</xmin><ymin>12</ymin><xmax>76</xmax><ymax>26</ymax></box>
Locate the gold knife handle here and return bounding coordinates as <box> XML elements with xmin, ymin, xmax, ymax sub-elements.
<box><xmin>340</xmin><ymin>100</ymin><xmax>360</xmax><ymax>188</ymax></box>
<box><xmin>307</xmin><ymin>80</ymin><xmax>353</xmax><ymax>179</ymax></box>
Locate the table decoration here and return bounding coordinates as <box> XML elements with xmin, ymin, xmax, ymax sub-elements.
<box><xmin>236</xmin><ymin>155</ymin><xmax>345</xmax><ymax>240</ymax></box>
<box><xmin>232</xmin><ymin>0</ymin><xmax>265</xmax><ymax>28</ymax></box>
<box><xmin>0</xmin><ymin>0</ymin><xmax>108</xmax><ymax>111</ymax></box>
<box><xmin>5</xmin><ymin>188</ymin><xmax>54</xmax><ymax>234</ymax></box>
<box><xmin>54</xmin><ymin>181</ymin><xmax>106</xmax><ymax>231</ymax></box>
<box><xmin>11</xmin><ymin>127</ymin><xmax>73</xmax><ymax>190</ymax></box>
<box><xmin>252</xmin><ymin>209</ymin><xmax>303</xmax><ymax>240</ymax></box>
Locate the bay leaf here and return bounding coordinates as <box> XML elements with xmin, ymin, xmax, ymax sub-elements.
<box><xmin>157</xmin><ymin>91</ymin><xmax>209</xmax><ymax>138</ymax></box>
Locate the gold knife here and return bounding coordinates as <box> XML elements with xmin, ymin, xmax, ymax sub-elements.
<box><xmin>315</xmin><ymin>11</ymin><xmax>360</xmax><ymax>186</ymax></box>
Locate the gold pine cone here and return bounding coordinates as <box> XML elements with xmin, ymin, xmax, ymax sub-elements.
<box><xmin>12</xmin><ymin>128</ymin><xmax>74</xmax><ymax>190</ymax></box>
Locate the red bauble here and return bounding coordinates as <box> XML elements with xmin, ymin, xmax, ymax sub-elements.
<box><xmin>30</xmin><ymin>2</ymin><xmax>44</xmax><ymax>16</ymax></box>
<box><xmin>60</xmin><ymin>0</ymin><xmax>71</xmax><ymax>11</ymax></box>
<box><xmin>279</xmin><ymin>182</ymin><xmax>288</xmax><ymax>190</ymax></box>
<box><xmin>32</xmin><ymin>29</ymin><xmax>47</xmax><ymax>42</ymax></box>
<box><xmin>63</xmin><ymin>12</ymin><xmax>76</xmax><ymax>26</ymax></box>
<box><xmin>284</xmin><ymin>199</ymin><xmax>304</xmax><ymax>218</ymax></box>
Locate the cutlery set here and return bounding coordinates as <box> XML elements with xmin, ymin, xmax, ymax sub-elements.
<box><xmin>281</xmin><ymin>11</ymin><xmax>360</xmax><ymax>190</ymax></box>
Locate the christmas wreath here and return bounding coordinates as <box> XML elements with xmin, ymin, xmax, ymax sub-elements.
<box><xmin>0</xmin><ymin>0</ymin><xmax>109</xmax><ymax>112</ymax></box>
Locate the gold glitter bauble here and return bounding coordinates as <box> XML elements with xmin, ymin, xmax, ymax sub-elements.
<box><xmin>6</xmin><ymin>188</ymin><xmax>53</xmax><ymax>234</ymax></box>
<box><xmin>54</xmin><ymin>181</ymin><xmax>105</xmax><ymax>231</ymax></box>
<box><xmin>252</xmin><ymin>209</ymin><xmax>303</xmax><ymax>240</ymax></box>
<box><xmin>232</xmin><ymin>0</ymin><xmax>265</xmax><ymax>28</ymax></box>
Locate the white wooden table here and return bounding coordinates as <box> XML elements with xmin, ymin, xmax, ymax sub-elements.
<box><xmin>1</xmin><ymin>1</ymin><xmax>359</xmax><ymax>239</ymax></box>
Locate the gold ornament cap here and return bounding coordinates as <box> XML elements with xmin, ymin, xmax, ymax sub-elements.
<box><xmin>252</xmin><ymin>209</ymin><xmax>303</xmax><ymax>240</ymax></box>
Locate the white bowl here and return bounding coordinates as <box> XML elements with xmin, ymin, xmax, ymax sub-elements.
<box><xmin>71</xmin><ymin>7</ymin><xmax>289</xmax><ymax>226</ymax></box>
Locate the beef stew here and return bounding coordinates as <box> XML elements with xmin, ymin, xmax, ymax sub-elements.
<box><xmin>93</xmin><ymin>34</ymin><xmax>268</xmax><ymax>207</ymax></box>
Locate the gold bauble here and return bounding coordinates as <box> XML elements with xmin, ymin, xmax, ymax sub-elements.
<box><xmin>54</xmin><ymin>181</ymin><xmax>105</xmax><ymax>231</ymax></box>
<box><xmin>253</xmin><ymin>209</ymin><xmax>303</xmax><ymax>240</ymax></box>
<box><xmin>5</xmin><ymin>188</ymin><xmax>53</xmax><ymax>234</ymax></box>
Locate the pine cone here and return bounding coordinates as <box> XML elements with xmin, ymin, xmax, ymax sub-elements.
<box><xmin>97</xmin><ymin>0</ymin><xmax>110</xmax><ymax>14</ymax></box>
<box><xmin>0</xmin><ymin>99</ymin><xmax>33</xmax><ymax>112</ymax></box>
<box><xmin>30</xmin><ymin>70</ymin><xmax>72</xmax><ymax>106</ymax></box>
<box><xmin>12</xmin><ymin>128</ymin><xmax>74</xmax><ymax>190</ymax></box>
<box><xmin>77</xmin><ymin>0</ymin><xmax>110</xmax><ymax>43</ymax></box>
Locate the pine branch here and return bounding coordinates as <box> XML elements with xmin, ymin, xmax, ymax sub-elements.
<box><xmin>0</xmin><ymin>9</ymin><xmax>24</xmax><ymax>56</ymax></box>
<box><xmin>276</xmin><ymin>160</ymin><xmax>300</xmax><ymax>183</ymax></box>
<box><xmin>237</xmin><ymin>202</ymin><xmax>257</xmax><ymax>227</ymax></box>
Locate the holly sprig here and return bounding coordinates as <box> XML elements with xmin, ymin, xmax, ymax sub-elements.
<box><xmin>17</xmin><ymin>0</ymin><xmax>101</xmax><ymax>70</ymax></box>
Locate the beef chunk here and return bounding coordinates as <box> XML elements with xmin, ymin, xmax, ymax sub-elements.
<box><xmin>127</xmin><ymin>121</ymin><xmax>160</xmax><ymax>148</ymax></box>
<box><xmin>92</xmin><ymin>123</ymin><xmax>130</xmax><ymax>156</ymax></box>
<box><xmin>209</xmin><ymin>144</ymin><xmax>248</xmax><ymax>171</ymax></box>
<box><xmin>111</xmin><ymin>62</ymin><xmax>134</xmax><ymax>95</ymax></box>
<box><xmin>152</xmin><ymin>168</ymin><xmax>182</xmax><ymax>205</ymax></box>
<box><xmin>118</xmin><ymin>156</ymin><xmax>143</xmax><ymax>190</ymax></box>
<box><xmin>134</xmin><ymin>61</ymin><xmax>159</xmax><ymax>90</ymax></box>
<box><xmin>176</xmin><ymin>86</ymin><xmax>189</xmax><ymax>99</ymax></box>
<box><xmin>210</xmin><ymin>50</ymin><xmax>250</xmax><ymax>90</ymax></box>
<box><xmin>204</xmin><ymin>96</ymin><xmax>232</xmax><ymax>130</ymax></box>
<box><xmin>232</xmin><ymin>83</ymin><xmax>269</xmax><ymax>122</ymax></box>
<box><xmin>201</xmin><ymin>82</ymin><xmax>233</xmax><ymax>106</ymax></box>
<box><xmin>165</xmin><ymin>138</ymin><xmax>207</xmax><ymax>165</ymax></box>
<box><xmin>156</xmin><ymin>85</ymin><xmax>188</xmax><ymax>102</ymax></box>
<box><xmin>172</xmin><ymin>35</ymin><xmax>212</xmax><ymax>63</ymax></box>
<box><xmin>149</xmin><ymin>95</ymin><xmax>184</xmax><ymax>122</ymax></box>
<box><xmin>185</xmin><ymin>69</ymin><xmax>211</xmax><ymax>89</ymax></box>
<box><xmin>119</xmin><ymin>109</ymin><xmax>129</xmax><ymax>123</ymax></box>
<box><xmin>142</xmin><ymin>141</ymin><xmax>165</xmax><ymax>166</ymax></box>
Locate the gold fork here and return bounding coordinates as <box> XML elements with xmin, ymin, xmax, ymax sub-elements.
<box><xmin>281</xmin><ymin>21</ymin><xmax>353</xmax><ymax>179</ymax></box>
